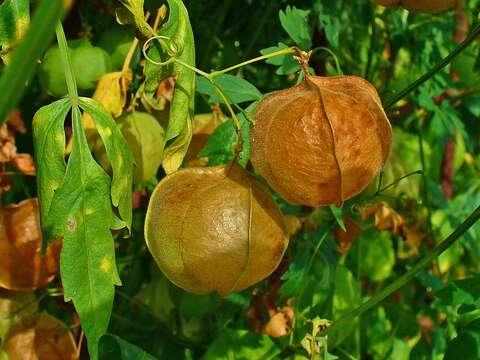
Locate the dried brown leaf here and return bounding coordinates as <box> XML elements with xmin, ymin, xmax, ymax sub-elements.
<box><xmin>3</xmin><ymin>313</ymin><xmax>77</xmax><ymax>360</ymax></box>
<box><xmin>334</xmin><ymin>217</ymin><xmax>363</xmax><ymax>255</ymax></box>
<box><xmin>360</xmin><ymin>202</ymin><xmax>405</xmax><ymax>235</ymax></box>
<box><xmin>11</xmin><ymin>154</ymin><xmax>36</xmax><ymax>176</ymax></box>
<box><xmin>7</xmin><ymin>109</ymin><xmax>26</xmax><ymax>134</ymax></box>
<box><xmin>263</xmin><ymin>306</ymin><xmax>294</xmax><ymax>338</ymax></box>
<box><xmin>0</xmin><ymin>198</ymin><xmax>61</xmax><ymax>291</ymax></box>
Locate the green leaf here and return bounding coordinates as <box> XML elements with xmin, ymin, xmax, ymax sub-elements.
<box><xmin>78</xmin><ymin>98</ymin><xmax>134</xmax><ymax>231</ymax></box>
<box><xmin>196</xmin><ymin>74</ymin><xmax>262</xmax><ymax>104</ymax></box>
<box><xmin>198</xmin><ymin>106</ymin><xmax>251</xmax><ymax>167</ymax></box>
<box><xmin>0</xmin><ymin>0</ymin><xmax>63</xmax><ymax>124</ymax></box>
<box><xmin>0</xmin><ymin>0</ymin><xmax>29</xmax><ymax>65</ymax></box>
<box><xmin>45</xmin><ymin>106</ymin><xmax>121</xmax><ymax>360</ymax></box>
<box><xmin>279</xmin><ymin>5</ymin><xmax>311</xmax><ymax>50</ymax></box>
<box><xmin>32</xmin><ymin>98</ymin><xmax>71</xmax><ymax>240</ymax></box>
<box><xmin>204</xmin><ymin>330</ymin><xmax>281</xmax><ymax>360</ymax></box>
<box><xmin>355</xmin><ymin>229</ymin><xmax>395</xmax><ymax>282</ymax></box>
<box><xmin>117</xmin><ymin>0</ymin><xmax>152</xmax><ymax>38</ymax></box>
<box><xmin>445</xmin><ymin>319</ymin><xmax>480</xmax><ymax>360</ymax></box>
<box><xmin>329</xmin><ymin>205</ymin><xmax>345</xmax><ymax>231</ymax></box>
<box><xmin>99</xmin><ymin>334</ymin><xmax>157</xmax><ymax>360</ymax></box>
<box><xmin>144</xmin><ymin>0</ymin><xmax>195</xmax><ymax>174</ymax></box>
<box><xmin>260</xmin><ymin>42</ymin><xmax>300</xmax><ymax>75</ymax></box>
<box><xmin>434</xmin><ymin>275</ymin><xmax>480</xmax><ymax>308</ymax></box>
<box><xmin>118</xmin><ymin>112</ymin><xmax>165</xmax><ymax>184</ymax></box>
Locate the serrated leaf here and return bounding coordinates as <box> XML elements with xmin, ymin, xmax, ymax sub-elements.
<box><xmin>279</xmin><ymin>6</ymin><xmax>311</xmax><ymax>50</ymax></box>
<box><xmin>78</xmin><ymin>97</ymin><xmax>134</xmax><ymax>232</ymax></box>
<box><xmin>144</xmin><ymin>0</ymin><xmax>195</xmax><ymax>174</ymax></box>
<box><xmin>46</xmin><ymin>106</ymin><xmax>121</xmax><ymax>360</ymax></box>
<box><xmin>260</xmin><ymin>42</ymin><xmax>300</xmax><ymax>75</ymax></box>
<box><xmin>32</xmin><ymin>98</ymin><xmax>71</xmax><ymax>239</ymax></box>
<box><xmin>100</xmin><ymin>334</ymin><xmax>157</xmax><ymax>360</ymax></box>
<box><xmin>196</xmin><ymin>74</ymin><xmax>262</xmax><ymax>104</ymax></box>
<box><xmin>0</xmin><ymin>0</ymin><xmax>30</xmax><ymax>65</ymax></box>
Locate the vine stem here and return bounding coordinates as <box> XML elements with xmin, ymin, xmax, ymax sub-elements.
<box><xmin>209</xmin><ymin>47</ymin><xmax>297</xmax><ymax>79</ymax></box>
<box><xmin>384</xmin><ymin>22</ymin><xmax>480</xmax><ymax>109</ymax></box>
<box><xmin>323</xmin><ymin>204</ymin><xmax>480</xmax><ymax>337</ymax></box>
<box><xmin>55</xmin><ymin>22</ymin><xmax>78</xmax><ymax>102</ymax></box>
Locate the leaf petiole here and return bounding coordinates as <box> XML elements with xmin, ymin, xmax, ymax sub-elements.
<box><xmin>55</xmin><ymin>22</ymin><xmax>78</xmax><ymax>101</ymax></box>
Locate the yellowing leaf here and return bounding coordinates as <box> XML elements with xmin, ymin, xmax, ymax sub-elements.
<box><xmin>118</xmin><ymin>112</ymin><xmax>165</xmax><ymax>183</ymax></box>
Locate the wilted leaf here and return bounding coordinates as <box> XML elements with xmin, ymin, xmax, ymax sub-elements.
<box><xmin>92</xmin><ymin>70</ymin><xmax>132</xmax><ymax>118</ymax></box>
<box><xmin>11</xmin><ymin>153</ymin><xmax>35</xmax><ymax>175</ymax></box>
<box><xmin>0</xmin><ymin>290</ymin><xmax>37</xmax><ymax>338</ymax></box>
<box><xmin>0</xmin><ymin>198</ymin><xmax>60</xmax><ymax>291</ymax></box>
<box><xmin>0</xmin><ymin>0</ymin><xmax>30</xmax><ymax>65</ymax></box>
<box><xmin>282</xmin><ymin>214</ymin><xmax>302</xmax><ymax>239</ymax></box>
<box><xmin>334</xmin><ymin>217</ymin><xmax>363</xmax><ymax>255</ymax></box>
<box><xmin>360</xmin><ymin>201</ymin><xmax>405</xmax><ymax>235</ymax></box>
<box><xmin>263</xmin><ymin>306</ymin><xmax>294</xmax><ymax>338</ymax></box>
<box><xmin>0</xmin><ymin>124</ymin><xmax>16</xmax><ymax>162</ymax></box>
<box><xmin>117</xmin><ymin>0</ymin><xmax>152</xmax><ymax>38</ymax></box>
<box><xmin>6</xmin><ymin>109</ymin><xmax>26</xmax><ymax>134</ymax></box>
<box><xmin>144</xmin><ymin>0</ymin><xmax>195</xmax><ymax>174</ymax></box>
<box><xmin>3</xmin><ymin>313</ymin><xmax>77</xmax><ymax>360</ymax></box>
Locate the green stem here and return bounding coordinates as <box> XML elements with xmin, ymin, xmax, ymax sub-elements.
<box><xmin>311</xmin><ymin>47</ymin><xmax>343</xmax><ymax>75</ymax></box>
<box><xmin>384</xmin><ymin>22</ymin><xmax>480</xmax><ymax>109</ymax></box>
<box><xmin>323</xmin><ymin>204</ymin><xmax>480</xmax><ymax>337</ymax></box>
<box><xmin>0</xmin><ymin>0</ymin><xmax>63</xmax><ymax>124</ymax></box>
<box><xmin>209</xmin><ymin>47</ymin><xmax>297</xmax><ymax>79</ymax></box>
<box><xmin>210</xmin><ymin>82</ymin><xmax>242</xmax><ymax>135</ymax></box>
<box><xmin>55</xmin><ymin>23</ymin><xmax>78</xmax><ymax>101</ymax></box>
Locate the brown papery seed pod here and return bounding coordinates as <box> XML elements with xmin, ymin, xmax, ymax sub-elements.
<box><xmin>144</xmin><ymin>163</ymin><xmax>288</xmax><ymax>297</ymax></box>
<box><xmin>250</xmin><ymin>74</ymin><xmax>392</xmax><ymax>207</ymax></box>
<box><xmin>372</xmin><ymin>0</ymin><xmax>458</xmax><ymax>13</ymax></box>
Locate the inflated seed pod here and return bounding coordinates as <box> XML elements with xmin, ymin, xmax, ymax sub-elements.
<box><xmin>144</xmin><ymin>163</ymin><xmax>288</xmax><ymax>296</ymax></box>
<box><xmin>250</xmin><ymin>74</ymin><xmax>392</xmax><ymax>207</ymax></box>
<box><xmin>372</xmin><ymin>0</ymin><xmax>458</xmax><ymax>13</ymax></box>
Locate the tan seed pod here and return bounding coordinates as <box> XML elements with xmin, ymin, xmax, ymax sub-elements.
<box><xmin>372</xmin><ymin>0</ymin><xmax>458</xmax><ymax>13</ymax></box>
<box><xmin>250</xmin><ymin>75</ymin><xmax>392</xmax><ymax>207</ymax></box>
<box><xmin>144</xmin><ymin>163</ymin><xmax>288</xmax><ymax>297</ymax></box>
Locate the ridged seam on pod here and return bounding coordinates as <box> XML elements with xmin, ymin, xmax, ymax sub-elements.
<box><xmin>250</xmin><ymin>73</ymin><xmax>392</xmax><ymax>207</ymax></box>
<box><xmin>144</xmin><ymin>163</ymin><xmax>288</xmax><ymax>297</ymax></box>
<box><xmin>371</xmin><ymin>0</ymin><xmax>458</xmax><ymax>13</ymax></box>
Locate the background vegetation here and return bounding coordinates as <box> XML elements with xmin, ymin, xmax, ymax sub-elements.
<box><xmin>1</xmin><ymin>0</ymin><xmax>480</xmax><ymax>359</ymax></box>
